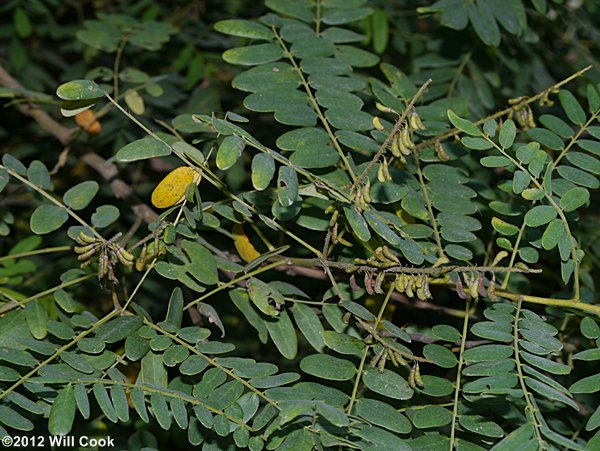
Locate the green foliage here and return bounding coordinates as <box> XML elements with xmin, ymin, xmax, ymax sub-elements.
<box><xmin>1</xmin><ymin>0</ymin><xmax>600</xmax><ymax>449</ymax></box>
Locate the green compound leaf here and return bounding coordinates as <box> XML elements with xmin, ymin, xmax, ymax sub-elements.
<box><xmin>56</xmin><ymin>79</ymin><xmax>104</xmax><ymax>101</ymax></box>
<box><xmin>63</xmin><ymin>181</ymin><xmax>99</xmax><ymax>210</ymax></box>
<box><xmin>499</xmin><ymin>119</ymin><xmax>516</xmax><ymax>148</ymax></box>
<box><xmin>447</xmin><ymin>110</ymin><xmax>482</xmax><ymax>136</ymax></box>
<box><xmin>559</xmin><ymin>90</ymin><xmax>586</xmax><ymax>125</ymax></box>
<box><xmin>217</xmin><ymin>135</ymin><xmax>245</xmax><ymax>170</ymax></box>
<box><xmin>30</xmin><ymin>204</ymin><xmax>68</xmax><ymax>235</ymax></box>
<box><xmin>91</xmin><ymin>205</ymin><xmax>120</xmax><ymax>228</ymax></box>
<box><xmin>524</xmin><ymin>205</ymin><xmax>557</xmax><ymax>228</ymax></box>
<box><xmin>423</xmin><ymin>344</ymin><xmax>458</xmax><ymax>368</ymax></box>
<box><xmin>116</xmin><ymin>136</ymin><xmax>171</xmax><ymax>162</ymax></box>
<box><xmin>362</xmin><ymin>367</ymin><xmax>414</xmax><ymax>400</ymax></box>
<box><xmin>251</xmin><ymin>153</ymin><xmax>276</xmax><ymax>191</ymax></box>
<box><xmin>343</xmin><ymin>205</ymin><xmax>371</xmax><ymax>242</ymax></box>
<box><xmin>215</xmin><ymin>19</ymin><xmax>274</xmax><ymax>41</ymax></box>
<box><xmin>299</xmin><ymin>354</ymin><xmax>356</xmax><ymax>380</ymax></box>
<box><xmin>560</xmin><ymin>187</ymin><xmax>590</xmax><ymax>212</ymax></box>
<box><xmin>223</xmin><ymin>44</ymin><xmax>283</xmax><ymax>66</ymax></box>
<box><xmin>265</xmin><ymin>310</ymin><xmax>298</xmax><ymax>359</ymax></box>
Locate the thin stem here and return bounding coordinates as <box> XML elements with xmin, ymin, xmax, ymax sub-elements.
<box><xmin>374</xmin><ymin>284</ymin><xmax>395</xmax><ymax>328</ymax></box>
<box><xmin>0</xmin><ymin>246</ymin><xmax>71</xmax><ymax>263</ymax></box>
<box><xmin>346</xmin><ymin>346</ymin><xmax>369</xmax><ymax>415</ymax></box>
<box><xmin>413</xmin><ymin>152</ymin><xmax>445</xmax><ymax>258</ymax></box>
<box><xmin>273</xmin><ymin>28</ymin><xmax>357</xmax><ymax>182</ymax></box>
<box><xmin>146</xmin><ymin>320</ymin><xmax>279</xmax><ymax>409</ymax></box>
<box><xmin>415</xmin><ymin>65</ymin><xmax>591</xmax><ymax>152</ymax></box>
<box><xmin>184</xmin><ymin>260</ymin><xmax>282</xmax><ymax>310</ymax></box>
<box><xmin>71</xmin><ymin>378</ymin><xmax>253</xmax><ymax>431</ymax></box>
<box><xmin>1</xmin><ymin>165</ymin><xmax>102</xmax><ymax>240</ymax></box>
<box><xmin>513</xmin><ymin>297</ymin><xmax>544</xmax><ymax>446</ymax></box>
<box><xmin>449</xmin><ymin>297</ymin><xmax>471</xmax><ymax>450</ymax></box>
<box><xmin>0</xmin><ymin>274</ymin><xmax>95</xmax><ymax>314</ymax></box>
<box><xmin>447</xmin><ymin>52</ymin><xmax>471</xmax><ymax>97</ymax></box>
<box><xmin>0</xmin><ymin>308</ymin><xmax>120</xmax><ymax>400</ymax></box>
<box><xmin>275</xmin><ymin>256</ymin><xmax>541</xmax><ymax>276</ymax></box>
<box><xmin>485</xmin><ymin>137</ymin><xmax>580</xmax><ymax>299</ymax></box>
<box><xmin>429</xmin><ymin>278</ymin><xmax>600</xmax><ymax>316</ymax></box>
<box><xmin>113</xmin><ymin>34</ymin><xmax>130</xmax><ymax>100</ymax></box>
<box><xmin>501</xmin><ymin>221</ymin><xmax>528</xmax><ymax>289</ymax></box>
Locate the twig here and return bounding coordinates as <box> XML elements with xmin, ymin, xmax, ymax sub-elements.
<box><xmin>351</xmin><ymin>79</ymin><xmax>433</xmax><ymax>192</ymax></box>
<box><xmin>0</xmin><ymin>64</ymin><xmax>158</xmax><ymax>224</ymax></box>
<box><xmin>414</xmin><ymin>65</ymin><xmax>592</xmax><ymax>152</ymax></box>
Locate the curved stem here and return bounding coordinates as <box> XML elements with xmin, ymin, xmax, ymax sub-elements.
<box><xmin>414</xmin><ymin>151</ymin><xmax>445</xmax><ymax>258</ymax></box>
<box><xmin>449</xmin><ymin>297</ymin><xmax>471</xmax><ymax>450</ymax></box>
<box><xmin>513</xmin><ymin>297</ymin><xmax>544</xmax><ymax>446</ymax></box>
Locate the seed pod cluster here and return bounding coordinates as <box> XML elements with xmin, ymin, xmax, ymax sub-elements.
<box><xmin>354</xmin><ymin>179</ymin><xmax>372</xmax><ymax>209</ymax></box>
<box><xmin>408</xmin><ymin>362</ymin><xmax>424</xmax><ymax>388</ymax></box>
<box><xmin>409</xmin><ymin>111</ymin><xmax>426</xmax><ymax>131</ymax></box>
<box><xmin>369</xmin><ymin>345</ymin><xmax>411</xmax><ymax>373</ymax></box>
<box><xmin>392</xmin><ymin>128</ymin><xmax>415</xmax><ymax>157</ymax></box>
<box><xmin>135</xmin><ymin>240</ymin><xmax>167</xmax><ymax>271</ymax></box>
<box><xmin>509</xmin><ymin>104</ymin><xmax>536</xmax><ymax>129</ymax></box>
<box><xmin>74</xmin><ymin>231</ymin><xmax>134</xmax><ymax>284</ymax></box>
<box><xmin>377</xmin><ymin>157</ymin><xmax>393</xmax><ymax>183</ymax></box>
<box><xmin>394</xmin><ymin>273</ymin><xmax>432</xmax><ymax>301</ymax></box>
<box><xmin>355</xmin><ymin>246</ymin><xmax>401</xmax><ymax>269</ymax></box>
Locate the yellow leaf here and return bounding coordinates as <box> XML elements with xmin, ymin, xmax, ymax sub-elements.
<box><xmin>233</xmin><ymin>223</ymin><xmax>260</xmax><ymax>263</ymax></box>
<box><xmin>151</xmin><ymin>166</ymin><xmax>199</xmax><ymax>209</ymax></box>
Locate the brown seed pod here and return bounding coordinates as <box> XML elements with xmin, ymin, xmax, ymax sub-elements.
<box><xmin>376</xmin><ymin>102</ymin><xmax>395</xmax><ymax>113</ymax></box>
<box><xmin>77</xmin><ymin>248</ymin><xmax>97</xmax><ymax>262</ymax></box>
<box><xmin>405</xmin><ymin>275</ymin><xmax>415</xmax><ymax>298</ymax></box>
<box><xmin>409</xmin><ymin>111</ymin><xmax>426</xmax><ymax>131</ymax></box>
<box><xmin>435</xmin><ymin>140</ymin><xmax>450</xmax><ymax>161</ymax></box>
<box><xmin>116</xmin><ymin>247</ymin><xmax>134</xmax><ymax>268</ymax></box>
<box><xmin>98</xmin><ymin>252</ymin><xmax>108</xmax><ymax>280</ymax></box>
<box><xmin>477</xmin><ymin>273</ymin><xmax>487</xmax><ymax>297</ymax></box>
<box><xmin>456</xmin><ymin>277</ymin><xmax>467</xmax><ymax>299</ymax></box>
<box><xmin>74</xmin><ymin>243</ymin><xmax>97</xmax><ymax>254</ymax></box>
<box><xmin>374</xmin><ymin>271</ymin><xmax>385</xmax><ymax>294</ymax></box>
<box><xmin>370</xmin><ymin>346</ymin><xmax>385</xmax><ymax>368</ymax></box>
<box><xmin>135</xmin><ymin>244</ymin><xmax>148</xmax><ymax>272</ymax></box>
<box><xmin>389</xmin><ymin>350</ymin><xmax>399</xmax><ymax>367</ymax></box>
<box><xmin>488</xmin><ymin>275</ymin><xmax>497</xmax><ymax>301</ymax></box>
<box><xmin>349</xmin><ymin>274</ymin><xmax>360</xmax><ymax>291</ymax></box>
<box><xmin>365</xmin><ymin>272</ymin><xmax>375</xmax><ymax>295</ymax></box>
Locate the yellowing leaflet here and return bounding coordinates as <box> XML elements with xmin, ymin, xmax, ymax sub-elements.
<box><xmin>151</xmin><ymin>166</ymin><xmax>200</xmax><ymax>209</ymax></box>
